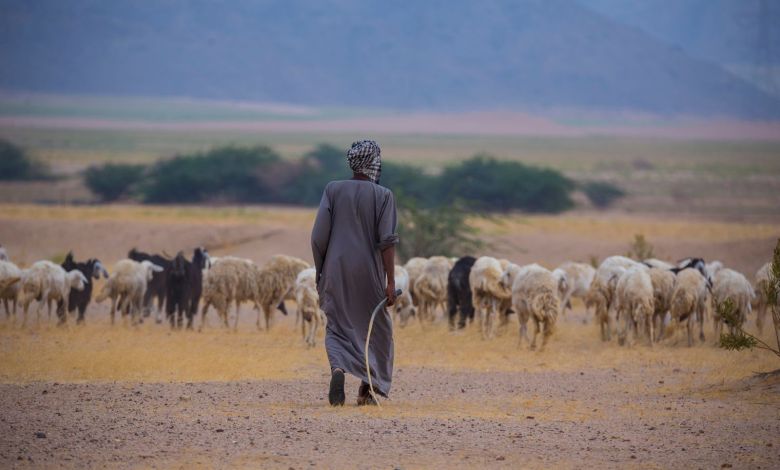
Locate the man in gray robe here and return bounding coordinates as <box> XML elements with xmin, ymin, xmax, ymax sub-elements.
<box><xmin>311</xmin><ymin>139</ymin><xmax>399</xmax><ymax>406</ymax></box>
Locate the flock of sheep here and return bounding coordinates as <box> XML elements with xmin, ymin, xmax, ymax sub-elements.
<box><xmin>397</xmin><ymin>254</ymin><xmax>774</xmax><ymax>350</ymax></box>
<box><xmin>0</xmin><ymin>242</ymin><xmax>774</xmax><ymax>350</ymax></box>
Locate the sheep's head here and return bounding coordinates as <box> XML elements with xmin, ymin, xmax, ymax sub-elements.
<box><xmin>141</xmin><ymin>260</ymin><xmax>164</xmax><ymax>281</ymax></box>
<box><xmin>93</xmin><ymin>260</ymin><xmax>109</xmax><ymax>279</ymax></box>
<box><xmin>552</xmin><ymin>269</ymin><xmax>568</xmax><ymax>297</ymax></box>
<box><xmin>500</xmin><ymin>263</ymin><xmax>520</xmax><ymax>290</ymax></box>
<box><xmin>194</xmin><ymin>247</ymin><xmax>211</xmax><ymax>269</ymax></box>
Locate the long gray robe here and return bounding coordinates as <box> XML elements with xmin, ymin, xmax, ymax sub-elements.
<box><xmin>311</xmin><ymin>179</ymin><xmax>399</xmax><ymax>396</ymax></box>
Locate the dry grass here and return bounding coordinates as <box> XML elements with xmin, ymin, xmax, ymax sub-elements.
<box><xmin>1</xmin><ymin>307</ymin><xmax>775</xmax><ymax>387</ymax></box>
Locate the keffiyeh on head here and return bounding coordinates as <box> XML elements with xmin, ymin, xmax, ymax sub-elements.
<box><xmin>347</xmin><ymin>139</ymin><xmax>382</xmax><ymax>184</ymax></box>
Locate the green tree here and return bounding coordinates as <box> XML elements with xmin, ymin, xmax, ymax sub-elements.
<box><xmin>0</xmin><ymin>139</ymin><xmax>48</xmax><ymax>180</ymax></box>
<box><xmin>437</xmin><ymin>155</ymin><xmax>574</xmax><ymax>213</ymax></box>
<box><xmin>84</xmin><ymin>163</ymin><xmax>146</xmax><ymax>202</ymax></box>
<box><xmin>140</xmin><ymin>145</ymin><xmax>282</xmax><ymax>203</ymax></box>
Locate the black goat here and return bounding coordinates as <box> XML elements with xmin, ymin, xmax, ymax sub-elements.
<box><xmin>128</xmin><ymin>248</ymin><xmax>171</xmax><ymax>322</ymax></box>
<box><xmin>447</xmin><ymin>256</ymin><xmax>476</xmax><ymax>330</ymax></box>
<box><xmin>165</xmin><ymin>247</ymin><xmax>209</xmax><ymax>329</ymax></box>
<box><xmin>61</xmin><ymin>252</ymin><xmax>108</xmax><ymax>324</ymax></box>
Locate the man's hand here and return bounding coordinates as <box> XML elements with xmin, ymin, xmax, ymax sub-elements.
<box><xmin>385</xmin><ymin>282</ymin><xmax>396</xmax><ymax>306</ymax></box>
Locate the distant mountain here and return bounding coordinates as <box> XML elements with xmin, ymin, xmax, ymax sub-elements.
<box><xmin>578</xmin><ymin>0</ymin><xmax>779</xmax><ymax>67</ymax></box>
<box><xmin>0</xmin><ymin>0</ymin><xmax>778</xmax><ymax>118</ymax></box>
<box><xmin>578</xmin><ymin>0</ymin><xmax>780</xmax><ymax>95</ymax></box>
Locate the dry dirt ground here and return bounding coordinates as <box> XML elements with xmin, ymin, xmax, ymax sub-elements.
<box><xmin>1</xmin><ymin>205</ymin><xmax>779</xmax><ymax>469</ymax></box>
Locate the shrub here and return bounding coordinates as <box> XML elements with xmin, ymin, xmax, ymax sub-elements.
<box><xmin>0</xmin><ymin>139</ymin><xmax>48</xmax><ymax>180</ymax></box>
<box><xmin>282</xmin><ymin>144</ymin><xmax>348</xmax><ymax>205</ymax></box>
<box><xmin>140</xmin><ymin>145</ymin><xmax>283</xmax><ymax>203</ymax></box>
<box><xmin>582</xmin><ymin>181</ymin><xmax>625</xmax><ymax>209</ymax></box>
<box><xmin>381</xmin><ymin>162</ymin><xmax>439</xmax><ymax>207</ymax></box>
<box><xmin>437</xmin><ymin>156</ymin><xmax>574</xmax><ymax>213</ymax></box>
<box><xmin>84</xmin><ymin>163</ymin><xmax>146</xmax><ymax>202</ymax></box>
<box><xmin>396</xmin><ymin>197</ymin><xmax>484</xmax><ymax>262</ymax></box>
<box><xmin>626</xmin><ymin>234</ymin><xmax>654</xmax><ymax>260</ymax></box>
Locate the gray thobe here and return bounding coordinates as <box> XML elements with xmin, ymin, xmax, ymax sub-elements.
<box><xmin>311</xmin><ymin>179</ymin><xmax>399</xmax><ymax>396</ymax></box>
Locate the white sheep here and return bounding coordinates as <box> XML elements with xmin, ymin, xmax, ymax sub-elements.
<box><xmin>509</xmin><ymin>264</ymin><xmax>560</xmax><ymax>350</ymax></box>
<box><xmin>551</xmin><ymin>262</ymin><xmax>595</xmax><ymax>317</ymax></box>
<box><xmin>669</xmin><ymin>268</ymin><xmax>708</xmax><ymax>346</ymax></box>
<box><xmin>413</xmin><ymin>256</ymin><xmax>451</xmax><ymax>324</ymax></box>
<box><xmin>711</xmin><ymin>268</ymin><xmax>754</xmax><ymax>338</ymax></box>
<box><xmin>95</xmin><ymin>259</ymin><xmax>163</xmax><ymax>325</ymax></box>
<box><xmin>393</xmin><ymin>265</ymin><xmax>416</xmax><ymax>327</ymax></box>
<box><xmin>647</xmin><ymin>267</ymin><xmax>676</xmax><ymax>341</ymax></box>
<box><xmin>586</xmin><ymin>256</ymin><xmax>642</xmax><ymax>341</ymax></box>
<box><xmin>200</xmin><ymin>256</ymin><xmax>257</xmax><ymax>331</ymax></box>
<box><xmin>0</xmin><ymin>260</ymin><xmax>24</xmax><ymax>319</ymax></box>
<box><xmin>200</xmin><ymin>255</ymin><xmax>305</xmax><ymax>331</ymax></box>
<box><xmin>263</xmin><ymin>255</ymin><xmax>310</xmax><ymax>325</ymax></box>
<box><xmin>643</xmin><ymin>258</ymin><xmax>674</xmax><ymax>270</ymax></box>
<box><xmin>705</xmin><ymin>261</ymin><xmax>724</xmax><ymax>281</ymax></box>
<box><xmin>294</xmin><ymin>268</ymin><xmax>325</xmax><ymax>348</ymax></box>
<box><xmin>614</xmin><ymin>266</ymin><xmax>655</xmax><ymax>346</ymax></box>
<box><xmin>470</xmin><ymin>256</ymin><xmax>511</xmax><ymax>340</ymax></box>
<box><xmin>753</xmin><ymin>262</ymin><xmax>772</xmax><ymax>333</ymax></box>
<box><xmin>19</xmin><ymin>260</ymin><xmax>87</xmax><ymax>326</ymax></box>
<box><xmin>404</xmin><ymin>257</ymin><xmax>427</xmax><ymax>307</ymax></box>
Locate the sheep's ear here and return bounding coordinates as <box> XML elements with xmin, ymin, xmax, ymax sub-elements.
<box><xmin>151</xmin><ymin>263</ymin><xmax>164</xmax><ymax>273</ymax></box>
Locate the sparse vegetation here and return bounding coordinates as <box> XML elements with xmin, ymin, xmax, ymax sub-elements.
<box><xmin>84</xmin><ymin>163</ymin><xmax>146</xmax><ymax>202</ymax></box>
<box><xmin>627</xmin><ymin>234</ymin><xmax>654</xmax><ymax>260</ymax></box>
<box><xmin>396</xmin><ymin>198</ymin><xmax>484</xmax><ymax>262</ymax></box>
<box><xmin>718</xmin><ymin>239</ymin><xmax>780</xmax><ymax>359</ymax></box>
<box><xmin>0</xmin><ymin>139</ymin><xmax>49</xmax><ymax>180</ymax></box>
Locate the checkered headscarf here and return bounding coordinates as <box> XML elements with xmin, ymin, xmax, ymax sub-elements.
<box><xmin>347</xmin><ymin>139</ymin><xmax>381</xmax><ymax>184</ymax></box>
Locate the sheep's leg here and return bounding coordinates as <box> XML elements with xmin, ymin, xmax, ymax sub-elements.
<box><xmin>647</xmin><ymin>314</ymin><xmax>655</xmax><ymax>347</ymax></box>
<box><xmin>698</xmin><ymin>307</ymin><xmax>706</xmax><ymax>343</ymax></box>
<box><xmin>21</xmin><ymin>299</ymin><xmax>31</xmax><ymax>327</ymax></box>
<box><xmin>198</xmin><ymin>300</ymin><xmax>211</xmax><ymax>332</ymax></box>
<box><xmin>560</xmin><ymin>292</ymin><xmax>572</xmax><ymax>317</ymax></box>
<box><xmin>686</xmin><ymin>314</ymin><xmax>694</xmax><ymax>347</ymax></box>
<box><xmin>234</xmin><ymin>301</ymin><xmax>243</xmax><ymax>331</ymax></box>
<box><xmin>264</xmin><ymin>303</ymin><xmax>273</xmax><ymax>331</ymax></box>
<box><xmin>540</xmin><ymin>319</ymin><xmax>552</xmax><ymax>350</ymax></box>
<box><xmin>56</xmin><ymin>298</ymin><xmax>67</xmax><ymax>326</ymax></box>
<box><xmin>530</xmin><ymin>317</ymin><xmax>540</xmax><ymax>350</ymax></box>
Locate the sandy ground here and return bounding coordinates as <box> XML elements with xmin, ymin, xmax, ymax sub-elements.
<box><xmin>1</xmin><ymin>205</ymin><xmax>779</xmax><ymax>468</ymax></box>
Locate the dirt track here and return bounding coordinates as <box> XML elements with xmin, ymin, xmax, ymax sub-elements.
<box><xmin>1</xmin><ymin>361</ymin><xmax>778</xmax><ymax>469</ymax></box>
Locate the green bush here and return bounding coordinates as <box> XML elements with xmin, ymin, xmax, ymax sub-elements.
<box><xmin>282</xmin><ymin>144</ymin><xmax>349</xmax><ymax>205</ymax></box>
<box><xmin>437</xmin><ymin>156</ymin><xmax>574</xmax><ymax>213</ymax></box>
<box><xmin>0</xmin><ymin>139</ymin><xmax>48</xmax><ymax>180</ymax></box>
<box><xmin>84</xmin><ymin>163</ymin><xmax>146</xmax><ymax>202</ymax></box>
<box><xmin>582</xmin><ymin>181</ymin><xmax>625</xmax><ymax>208</ymax></box>
<box><xmin>396</xmin><ymin>197</ymin><xmax>484</xmax><ymax>262</ymax></box>
<box><xmin>140</xmin><ymin>145</ymin><xmax>283</xmax><ymax>203</ymax></box>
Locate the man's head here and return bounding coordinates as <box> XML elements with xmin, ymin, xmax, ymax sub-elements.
<box><xmin>347</xmin><ymin>139</ymin><xmax>382</xmax><ymax>184</ymax></box>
